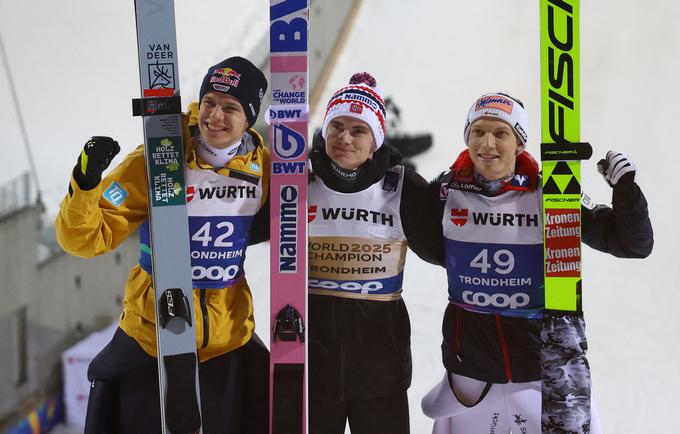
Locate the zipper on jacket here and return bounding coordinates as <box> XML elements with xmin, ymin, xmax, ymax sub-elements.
<box><xmin>200</xmin><ymin>289</ymin><xmax>209</xmax><ymax>349</ymax></box>
<box><xmin>455</xmin><ymin>305</ymin><xmax>462</xmax><ymax>362</ymax></box>
<box><xmin>339</xmin><ymin>341</ymin><xmax>346</xmax><ymax>403</ymax></box>
<box><xmin>494</xmin><ymin>314</ymin><xmax>513</xmax><ymax>382</ymax></box>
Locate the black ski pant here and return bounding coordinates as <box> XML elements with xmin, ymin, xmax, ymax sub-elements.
<box><xmin>309</xmin><ymin>389</ymin><xmax>410</xmax><ymax>434</ymax></box>
<box><xmin>84</xmin><ymin>327</ymin><xmax>268</xmax><ymax>434</ymax></box>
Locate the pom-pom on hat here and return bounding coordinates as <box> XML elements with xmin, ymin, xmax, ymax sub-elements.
<box><xmin>199</xmin><ymin>56</ymin><xmax>268</xmax><ymax>128</ymax></box>
<box><xmin>321</xmin><ymin>72</ymin><xmax>387</xmax><ymax>149</ymax></box>
<box><xmin>463</xmin><ymin>92</ymin><xmax>529</xmax><ymax>146</ymax></box>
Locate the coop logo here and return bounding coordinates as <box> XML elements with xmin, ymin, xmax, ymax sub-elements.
<box><xmin>192</xmin><ymin>264</ymin><xmax>240</xmax><ymax>282</ymax></box>
<box><xmin>450</xmin><ymin>208</ymin><xmax>468</xmax><ymax>227</ymax></box>
<box><xmin>308</xmin><ymin>205</ymin><xmax>317</xmax><ymax>222</ymax></box>
<box><xmin>279</xmin><ymin>185</ymin><xmax>299</xmax><ymax>273</ymax></box>
<box><xmin>309</xmin><ymin>279</ymin><xmax>384</xmax><ymax>294</ymax></box>
<box><xmin>462</xmin><ymin>291</ymin><xmax>530</xmax><ymax>310</ymax></box>
<box><xmin>475</xmin><ymin>95</ymin><xmax>513</xmax><ymax>114</ymax></box>
<box><xmin>545</xmin><ymin>0</ymin><xmax>576</xmax><ymax>142</ymax></box>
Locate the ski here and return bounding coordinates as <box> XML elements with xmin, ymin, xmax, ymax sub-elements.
<box><xmin>132</xmin><ymin>1</ymin><xmax>201</xmax><ymax>432</ymax></box>
<box><xmin>268</xmin><ymin>1</ymin><xmax>310</xmax><ymax>433</ymax></box>
<box><xmin>539</xmin><ymin>0</ymin><xmax>593</xmax><ymax>432</ymax></box>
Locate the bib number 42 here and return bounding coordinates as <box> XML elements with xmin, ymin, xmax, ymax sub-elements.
<box><xmin>191</xmin><ymin>221</ymin><xmax>235</xmax><ymax>247</ymax></box>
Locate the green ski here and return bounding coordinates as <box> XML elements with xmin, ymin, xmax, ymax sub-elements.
<box><xmin>540</xmin><ymin>0</ymin><xmax>593</xmax><ymax>432</ymax></box>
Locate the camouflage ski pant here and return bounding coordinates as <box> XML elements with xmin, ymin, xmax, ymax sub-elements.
<box><xmin>541</xmin><ymin>314</ymin><xmax>591</xmax><ymax>434</ymax></box>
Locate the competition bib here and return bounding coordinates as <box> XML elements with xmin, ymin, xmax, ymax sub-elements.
<box><xmin>308</xmin><ymin>168</ymin><xmax>407</xmax><ymax>301</ymax></box>
<box><xmin>445</xmin><ymin>239</ymin><xmax>544</xmax><ymax>318</ymax></box>
<box><xmin>187</xmin><ymin>215</ymin><xmax>253</xmax><ymax>288</ymax></box>
<box><xmin>309</xmin><ymin>236</ymin><xmax>407</xmax><ymax>300</ymax></box>
<box><xmin>443</xmin><ymin>185</ymin><xmax>544</xmax><ymax>318</ymax></box>
<box><xmin>140</xmin><ymin>164</ymin><xmax>263</xmax><ymax>288</ymax></box>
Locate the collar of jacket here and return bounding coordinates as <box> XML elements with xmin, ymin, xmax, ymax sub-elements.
<box><xmin>183</xmin><ymin>102</ymin><xmax>265</xmax><ymax>179</ymax></box>
<box><xmin>309</xmin><ymin>136</ymin><xmax>403</xmax><ymax>193</ymax></box>
<box><xmin>448</xmin><ymin>149</ymin><xmax>540</xmax><ymax>193</ymax></box>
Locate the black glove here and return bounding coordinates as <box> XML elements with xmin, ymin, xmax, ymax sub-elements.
<box><xmin>597</xmin><ymin>150</ymin><xmax>636</xmax><ymax>188</ymax></box>
<box><xmin>73</xmin><ymin>136</ymin><xmax>120</xmax><ymax>190</ymax></box>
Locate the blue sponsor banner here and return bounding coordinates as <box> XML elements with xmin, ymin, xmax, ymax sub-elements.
<box><xmin>139</xmin><ymin>215</ymin><xmax>254</xmax><ymax>288</ymax></box>
<box><xmin>308</xmin><ymin>272</ymin><xmax>404</xmax><ymax>296</ymax></box>
<box><xmin>188</xmin><ymin>215</ymin><xmax>253</xmax><ymax>288</ymax></box>
<box><xmin>445</xmin><ymin>239</ymin><xmax>544</xmax><ymax>318</ymax></box>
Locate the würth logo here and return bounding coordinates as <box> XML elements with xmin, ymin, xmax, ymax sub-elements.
<box><xmin>450</xmin><ymin>209</ymin><xmax>468</xmax><ymax>227</ymax></box>
<box><xmin>186</xmin><ymin>184</ymin><xmax>257</xmax><ymax>203</ymax></box>
<box><xmin>186</xmin><ymin>186</ymin><xmax>195</xmax><ymax>203</ymax></box>
<box><xmin>318</xmin><ymin>207</ymin><xmax>394</xmax><ymax>226</ymax></box>
<box><xmin>308</xmin><ymin>205</ymin><xmax>317</xmax><ymax>222</ymax></box>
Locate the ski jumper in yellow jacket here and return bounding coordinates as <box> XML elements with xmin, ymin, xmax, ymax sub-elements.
<box><xmin>56</xmin><ymin>102</ymin><xmax>270</xmax><ymax>362</ymax></box>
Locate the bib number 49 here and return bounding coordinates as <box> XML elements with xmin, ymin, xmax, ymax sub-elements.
<box><xmin>470</xmin><ymin>249</ymin><xmax>515</xmax><ymax>274</ymax></box>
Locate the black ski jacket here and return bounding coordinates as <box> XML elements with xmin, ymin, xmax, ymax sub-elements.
<box><xmin>424</xmin><ymin>167</ymin><xmax>654</xmax><ymax>383</ymax></box>
<box><xmin>308</xmin><ymin>140</ymin><xmax>439</xmax><ymax>400</ymax></box>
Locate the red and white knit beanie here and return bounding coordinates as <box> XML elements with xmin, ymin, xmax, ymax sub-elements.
<box><xmin>321</xmin><ymin>72</ymin><xmax>387</xmax><ymax>149</ymax></box>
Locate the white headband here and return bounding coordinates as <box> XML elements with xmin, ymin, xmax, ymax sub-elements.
<box><xmin>464</xmin><ymin>93</ymin><xmax>528</xmax><ymax>145</ymax></box>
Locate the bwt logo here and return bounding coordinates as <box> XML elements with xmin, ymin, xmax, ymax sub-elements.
<box><xmin>270</xmin><ymin>0</ymin><xmax>308</xmax><ymax>53</ymax></box>
<box><xmin>279</xmin><ymin>185</ymin><xmax>299</xmax><ymax>273</ymax></box>
<box><xmin>273</xmin><ymin>161</ymin><xmax>306</xmax><ymax>175</ymax></box>
<box><xmin>273</xmin><ymin>123</ymin><xmax>306</xmax><ymax>160</ymax></box>
<box><xmin>269</xmin><ymin>107</ymin><xmax>304</xmax><ymax>121</ymax></box>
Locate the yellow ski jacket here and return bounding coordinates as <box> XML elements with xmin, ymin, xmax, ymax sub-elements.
<box><xmin>56</xmin><ymin>103</ymin><xmax>270</xmax><ymax>362</ymax></box>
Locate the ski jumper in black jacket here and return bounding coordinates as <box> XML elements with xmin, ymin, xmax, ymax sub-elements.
<box><xmin>419</xmin><ymin>92</ymin><xmax>653</xmax><ymax>434</ymax></box>
<box><xmin>308</xmin><ymin>73</ymin><xmax>440</xmax><ymax>434</ymax></box>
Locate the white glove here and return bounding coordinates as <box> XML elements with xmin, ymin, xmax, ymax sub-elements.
<box><xmin>597</xmin><ymin>150</ymin><xmax>636</xmax><ymax>187</ymax></box>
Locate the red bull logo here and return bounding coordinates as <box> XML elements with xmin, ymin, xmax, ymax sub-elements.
<box><xmin>213</xmin><ymin>67</ymin><xmax>241</xmax><ymax>79</ymax></box>
<box><xmin>210</xmin><ymin>67</ymin><xmax>241</xmax><ymax>88</ymax></box>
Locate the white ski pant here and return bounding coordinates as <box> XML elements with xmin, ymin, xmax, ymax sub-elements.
<box><xmin>421</xmin><ymin>372</ymin><xmax>602</xmax><ymax>434</ymax></box>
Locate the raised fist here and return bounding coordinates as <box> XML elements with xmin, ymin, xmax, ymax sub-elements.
<box><xmin>73</xmin><ymin>136</ymin><xmax>120</xmax><ymax>190</ymax></box>
<box><xmin>597</xmin><ymin>150</ymin><xmax>636</xmax><ymax>187</ymax></box>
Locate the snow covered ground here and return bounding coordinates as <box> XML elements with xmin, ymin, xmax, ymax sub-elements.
<box><xmin>2</xmin><ymin>0</ymin><xmax>678</xmax><ymax>432</ymax></box>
